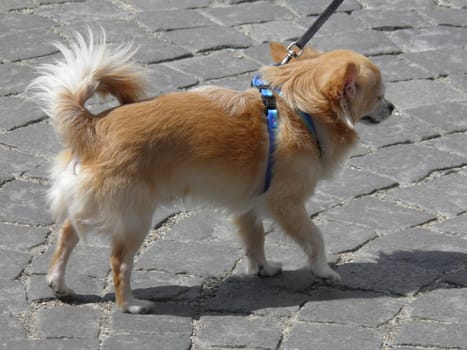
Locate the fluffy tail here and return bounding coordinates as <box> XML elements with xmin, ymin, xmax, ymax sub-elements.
<box><xmin>28</xmin><ymin>28</ymin><xmax>148</xmax><ymax>152</ymax></box>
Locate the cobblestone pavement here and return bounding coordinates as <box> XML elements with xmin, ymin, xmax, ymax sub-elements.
<box><xmin>1</xmin><ymin>0</ymin><xmax>467</xmax><ymax>349</ymax></box>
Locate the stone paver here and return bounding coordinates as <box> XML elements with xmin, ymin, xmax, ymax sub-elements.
<box><xmin>1</xmin><ymin>1</ymin><xmax>466</xmax><ymax>349</ymax></box>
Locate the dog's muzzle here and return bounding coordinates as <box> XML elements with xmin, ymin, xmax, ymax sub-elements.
<box><xmin>362</xmin><ymin>98</ymin><xmax>395</xmax><ymax>124</ymax></box>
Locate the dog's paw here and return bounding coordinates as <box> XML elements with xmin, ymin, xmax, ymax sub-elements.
<box><xmin>311</xmin><ymin>264</ymin><xmax>341</xmax><ymax>283</ymax></box>
<box><xmin>120</xmin><ymin>299</ymin><xmax>154</xmax><ymax>314</ymax></box>
<box><xmin>47</xmin><ymin>278</ymin><xmax>75</xmax><ymax>298</ymax></box>
<box><xmin>249</xmin><ymin>261</ymin><xmax>283</xmax><ymax>277</ymax></box>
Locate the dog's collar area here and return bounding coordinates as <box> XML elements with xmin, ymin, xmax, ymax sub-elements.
<box><xmin>297</xmin><ymin>110</ymin><xmax>323</xmax><ymax>157</ymax></box>
<box><xmin>251</xmin><ymin>74</ymin><xmax>323</xmax><ymax>193</ymax></box>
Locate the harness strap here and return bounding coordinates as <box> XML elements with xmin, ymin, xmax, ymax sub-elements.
<box><xmin>252</xmin><ymin>74</ymin><xmax>323</xmax><ymax>193</ymax></box>
<box><xmin>297</xmin><ymin>110</ymin><xmax>323</xmax><ymax>156</ymax></box>
<box><xmin>252</xmin><ymin>74</ymin><xmax>278</xmax><ymax>193</ymax></box>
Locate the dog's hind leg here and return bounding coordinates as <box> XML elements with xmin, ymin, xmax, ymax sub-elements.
<box><xmin>110</xmin><ymin>231</ymin><xmax>153</xmax><ymax>314</ymax></box>
<box><xmin>47</xmin><ymin>218</ymin><xmax>79</xmax><ymax>297</ymax></box>
<box><xmin>234</xmin><ymin>210</ymin><xmax>282</xmax><ymax>277</ymax></box>
<box><xmin>269</xmin><ymin>202</ymin><xmax>341</xmax><ymax>282</ymax></box>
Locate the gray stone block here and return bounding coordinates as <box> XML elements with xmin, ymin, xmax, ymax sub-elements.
<box><xmin>36</xmin><ymin>1</ymin><xmax>128</xmax><ymax>24</ymax></box>
<box><xmin>312</xmin><ymin>31</ymin><xmax>401</xmax><ymax>56</ymax></box>
<box><xmin>0</xmin><ymin>181</ymin><xmax>51</xmax><ymax>225</ymax></box>
<box><xmin>409</xmin><ymin>288</ymin><xmax>467</xmax><ymax>323</ymax></box>
<box><xmin>302</xmin><ymin>13</ymin><xmax>367</xmax><ymax>37</ymax></box>
<box><xmin>0</xmin><ymin>249</ymin><xmax>31</xmax><ymax>280</ymax></box>
<box><xmin>394</xmin><ymin>321</ymin><xmax>467</xmax><ymax>348</ymax></box>
<box><xmin>163</xmin><ymin>25</ymin><xmax>251</xmax><ymax>53</ymax></box>
<box><xmin>358</xmin><ymin>0</ymin><xmax>435</xmax><ymax>10</ymax></box>
<box><xmin>443</xmin><ymin>268</ymin><xmax>467</xmax><ymax>287</ymax></box>
<box><xmin>320</xmin><ymin>221</ymin><xmax>378</xmax><ymax>254</ymax></box>
<box><xmin>1</xmin><ymin>339</ymin><xmax>98</xmax><ymax>350</ymax></box>
<box><xmin>0</xmin><ymin>223</ymin><xmax>48</xmax><ymax>250</ymax></box>
<box><xmin>0</xmin><ymin>63</ymin><xmax>36</xmax><ymax>96</ymax></box>
<box><xmin>299</xmin><ymin>288</ymin><xmax>405</xmax><ymax>326</ymax></box>
<box><xmin>136</xmin><ymin>239</ymin><xmax>241</xmax><ymax>277</ymax></box>
<box><xmin>336</xmin><ymin>259</ymin><xmax>439</xmax><ymax>295</ymax></box>
<box><xmin>305</xmin><ymin>190</ymin><xmax>341</xmax><ymax>216</ymax></box>
<box><xmin>432</xmin><ymin>214</ymin><xmax>467</xmax><ymax>237</ymax></box>
<box><xmin>36</xmin><ymin>305</ymin><xmax>100</xmax><ymax>339</ymax></box>
<box><xmin>31</xmin><ymin>244</ymin><xmax>110</xmax><ymax>278</ymax></box>
<box><xmin>356</xmin><ymin>113</ymin><xmax>439</xmax><ymax>148</ymax></box>
<box><xmin>322</xmin><ymin>197</ymin><xmax>434</xmax><ymax>231</ymax></box>
<box><xmin>163</xmin><ymin>210</ymin><xmax>240</xmax><ymax>247</ymax></box>
<box><xmin>402</xmin><ymin>48</ymin><xmax>467</xmax><ymax>76</ymax></box>
<box><xmin>387</xmin><ymin>172</ymin><xmax>467</xmax><ymax>216</ymax></box>
<box><xmin>0</xmin><ymin>13</ymin><xmax>55</xmax><ymax>34</ymax></box>
<box><xmin>203</xmin><ymin>3</ymin><xmax>294</xmax><ymax>26</ymax></box>
<box><xmin>0</xmin><ymin>313</ymin><xmax>25</xmax><ymax>340</ymax></box>
<box><xmin>131</xmin><ymin>270</ymin><xmax>202</xmax><ymax>302</ymax></box>
<box><xmin>102</xmin><ymin>333</ymin><xmax>191</xmax><ymax>350</ymax></box>
<box><xmin>0</xmin><ymin>30</ymin><xmax>61</xmax><ymax>62</ymax></box>
<box><xmin>447</xmin><ymin>73</ymin><xmax>467</xmax><ymax>92</ymax></box>
<box><xmin>352</xmin><ymin>9</ymin><xmax>429</xmax><ymax>30</ymax></box>
<box><xmin>166</xmin><ymin>50</ymin><xmax>258</xmax><ymax>81</ymax></box>
<box><xmin>350</xmin><ymin>144</ymin><xmax>465</xmax><ymax>185</ymax></box>
<box><xmin>126</xmin><ymin>0</ymin><xmax>211</xmax><ymax>10</ymax></box>
<box><xmin>317</xmin><ymin>166</ymin><xmax>397</xmax><ymax>200</ymax></box>
<box><xmin>389</xmin><ymin>27</ymin><xmax>467</xmax><ymax>52</ymax></box>
<box><xmin>136</xmin><ymin>9</ymin><xmax>214</xmax><ymax>31</ymax></box>
<box><xmin>370</xmin><ymin>55</ymin><xmax>432</xmax><ymax>82</ymax></box>
<box><xmin>424</xmin><ymin>133</ymin><xmax>467</xmax><ymax>157</ymax></box>
<box><xmin>0</xmin><ymin>121</ymin><xmax>60</xmax><ymax>158</ymax></box>
<box><xmin>27</xmin><ymin>273</ymin><xmax>104</xmax><ymax>303</ymax></box>
<box><xmin>353</xmin><ymin>228</ymin><xmax>467</xmax><ymax>266</ymax></box>
<box><xmin>59</xmin><ymin>20</ymin><xmax>192</xmax><ymax>65</ymax></box>
<box><xmin>146</xmin><ymin>64</ymin><xmax>199</xmax><ymax>94</ymax></box>
<box><xmin>0</xmin><ymin>0</ymin><xmax>35</xmax><ymax>11</ymax></box>
<box><xmin>243</xmin><ymin>20</ymin><xmax>305</xmax><ymax>43</ymax></box>
<box><xmin>283</xmin><ymin>322</ymin><xmax>383</xmax><ymax>350</ymax></box>
<box><xmin>421</xmin><ymin>7</ymin><xmax>467</xmax><ymax>27</ymax></box>
<box><xmin>284</xmin><ymin>0</ymin><xmax>361</xmax><ymax>16</ymax></box>
<box><xmin>208</xmin><ymin>275</ymin><xmax>308</xmax><ymax>316</ymax></box>
<box><xmin>0</xmin><ymin>97</ymin><xmax>46</xmax><ymax>132</ymax></box>
<box><xmin>0</xmin><ymin>148</ymin><xmax>44</xmax><ymax>183</ymax></box>
<box><xmin>110</xmin><ymin>308</ymin><xmax>192</xmax><ymax>335</ymax></box>
<box><xmin>386</xmin><ymin>79</ymin><xmax>464</xmax><ymax>110</ymax></box>
<box><xmin>0</xmin><ymin>280</ymin><xmax>29</xmax><ymax>314</ymax></box>
<box><xmin>194</xmin><ymin>315</ymin><xmax>283</xmax><ymax>349</ymax></box>
<box><xmin>406</xmin><ymin>102</ymin><xmax>467</xmax><ymax>134</ymax></box>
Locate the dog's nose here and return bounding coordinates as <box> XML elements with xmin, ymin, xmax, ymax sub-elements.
<box><xmin>388</xmin><ymin>102</ymin><xmax>395</xmax><ymax>113</ymax></box>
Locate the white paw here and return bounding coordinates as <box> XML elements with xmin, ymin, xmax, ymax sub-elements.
<box><xmin>249</xmin><ymin>261</ymin><xmax>283</xmax><ymax>277</ymax></box>
<box><xmin>47</xmin><ymin>278</ymin><xmax>75</xmax><ymax>297</ymax></box>
<box><xmin>120</xmin><ymin>299</ymin><xmax>154</xmax><ymax>314</ymax></box>
<box><xmin>311</xmin><ymin>264</ymin><xmax>341</xmax><ymax>283</ymax></box>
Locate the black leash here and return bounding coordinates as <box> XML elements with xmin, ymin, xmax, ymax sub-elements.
<box><xmin>279</xmin><ymin>0</ymin><xmax>344</xmax><ymax>65</ymax></box>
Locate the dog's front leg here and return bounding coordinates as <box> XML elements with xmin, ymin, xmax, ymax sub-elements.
<box><xmin>270</xmin><ymin>203</ymin><xmax>341</xmax><ymax>282</ymax></box>
<box><xmin>110</xmin><ymin>236</ymin><xmax>153</xmax><ymax>314</ymax></box>
<box><xmin>234</xmin><ymin>210</ymin><xmax>282</xmax><ymax>277</ymax></box>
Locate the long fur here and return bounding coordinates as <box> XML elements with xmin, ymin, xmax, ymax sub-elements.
<box><xmin>29</xmin><ymin>30</ymin><xmax>392</xmax><ymax>313</ymax></box>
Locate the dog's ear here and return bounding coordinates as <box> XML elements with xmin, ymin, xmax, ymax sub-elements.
<box><xmin>269</xmin><ymin>42</ymin><xmax>320</xmax><ymax>63</ymax></box>
<box><xmin>326</xmin><ymin>62</ymin><xmax>359</xmax><ymax>101</ymax></box>
<box><xmin>269</xmin><ymin>42</ymin><xmax>289</xmax><ymax>63</ymax></box>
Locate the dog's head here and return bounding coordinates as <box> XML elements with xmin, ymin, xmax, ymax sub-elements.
<box><xmin>263</xmin><ymin>43</ymin><xmax>394</xmax><ymax>128</ymax></box>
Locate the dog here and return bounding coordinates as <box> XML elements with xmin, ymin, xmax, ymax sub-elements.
<box><xmin>29</xmin><ymin>30</ymin><xmax>393</xmax><ymax>313</ymax></box>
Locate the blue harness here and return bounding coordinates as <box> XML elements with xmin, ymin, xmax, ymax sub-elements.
<box><xmin>251</xmin><ymin>74</ymin><xmax>323</xmax><ymax>193</ymax></box>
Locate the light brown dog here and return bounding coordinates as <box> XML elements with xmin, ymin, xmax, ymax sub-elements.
<box><xmin>29</xmin><ymin>30</ymin><xmax>393</xmax><ymax>313</ymax></box>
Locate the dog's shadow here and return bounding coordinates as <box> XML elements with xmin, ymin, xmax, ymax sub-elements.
<box><xmin>62</xmin><ymin>250</ymin><xmax>467</xmax><ymax>316</ymax></box>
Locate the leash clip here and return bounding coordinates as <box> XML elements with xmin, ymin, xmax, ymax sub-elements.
<box><xmin>279</xmin><ymin>42</ymin><xmax>303</xmax><ymax>65</ymax></box>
